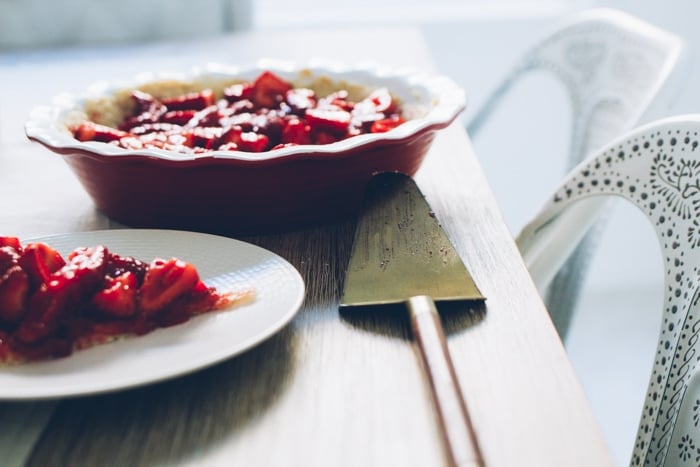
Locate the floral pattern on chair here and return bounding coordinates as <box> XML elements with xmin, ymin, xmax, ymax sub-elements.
<box><xmin>668</xmin><ymin>369</ymin><xmax>700</xmax><ymax>465</ymax></box>
<box><xmin>517</xmin><ymin>115</ymin><xmax>700</xmax><ymax>466</ymax></box>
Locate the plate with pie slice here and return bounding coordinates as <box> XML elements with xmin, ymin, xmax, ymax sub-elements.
<box><xmin>0</xmin><ymin>229</ymin><xmax>305</xmax><ymax>399</ymax></box>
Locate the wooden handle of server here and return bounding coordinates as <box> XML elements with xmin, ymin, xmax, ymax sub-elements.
<box><xmin>408</xmin><ymin>295</ymin><xmax>484</xmax><ymax>467</ymax></box>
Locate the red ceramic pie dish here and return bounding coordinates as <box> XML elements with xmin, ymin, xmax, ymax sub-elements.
<box><xmin>24</xmin><ymin>59</ymin><xmax>466</xmax><ymax>234</ymax></box>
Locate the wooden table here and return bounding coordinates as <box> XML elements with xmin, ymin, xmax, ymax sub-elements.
<box><xmin>0</xmin><ymin>26</ymin><xmax>614</xmax><ymax>466</ymax></box>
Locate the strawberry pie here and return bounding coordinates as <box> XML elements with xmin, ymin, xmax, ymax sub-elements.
<box><xmin>71</xmin><ymin>70</ymin><xmax>406</xmax><ymax>154</ymax></box>
<box><xmin>0</xmin><ymin>236</ymin><xmax>250</xmax><ymax>363</ymax></box>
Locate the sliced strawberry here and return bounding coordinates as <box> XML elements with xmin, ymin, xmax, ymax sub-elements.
<box><xmin>15</xmin><ymin>280</ymin><xmax>70</xmax><ymax>344</ymax></box>
<box><xmin>134</xmin><ymin>130</ymin><xmax>195</xmax><ymax>150</ymax></box>
<box><xmin>119</xmin><ymin>91</ymin><xmax>167</xmax><ymax>131</ymax></box>
<box><xmin>160</xmin><ymin>110</ymin><xmax>197</xmax><ymax>126</ymax></box>
<box><xmin>237</xmin><ymin>132</ymin><xmax>270</xmax><ymax>152</ymax></box>
<box><xmin>0</xmin><ymin>246</ymin><xmax>20</xmax><ymax>276</ymax></box>
<box><xmin>222</xmin><ymin>99</ymin><xmax>255</xmax><ymax>119</ymax></box>
<box><xmin>0</xmin><ymin>239</ymin><xmax>22</xmax><ymax>277</ymax></box>
<box><xmin>129</xmin><ymin>90</ymin><xmax>160</xmax><ymax>114</ymax></box>
<box><xmin>313</xmin><ymin>130</ymin><xmax>343</xmax><ymax>145</ymax></box>
<box><xmin>129</xmin><ymin>122</ymin><xmax>182</xmax><ymax>135</ymax></box>
<box><xmin>91</xmin><ymin>271</ymin><xmax>139</xmax><ymax>318</ymax></box>
<box><xmin>223</xmin><ymin>82</ymin><xmax>254</xmax><ymax>103</ymax></box>
<box><xmin>73</xmin><ymin>121</ymin><xmax>129</xmax><ymax>143</ymax></box>
<box><xmin>305</xmin><ymin>107</ymin><xmax>351</xmax><ymax>135</ymax></box>
<box><xmin>18</xmin><ymin>242</ymin><xmax>66</xmax><ymax>288</ymax></box>
<box><xmin>185</xmin><ymin>280</ymin><xmax>222</xmax><ymax>313</ymax></box>
<box><xmin>155</xmin><ymin>280</ymin><xmax>218</xmax><ymax>327</ymax></box>
<box><xmin>281</xmin><ymin>117</ymin><xmax>312</xmax><ymax>145</ymax></box>
<box><xmin>262</xmin><ymin>110</ymin><xmax>286</xmax><ymax>143</ymax></box>
<box><xmin>363</xmin><ymin>87</ymin><xmax>395</xmax><ymax>113</ymax></box>
<box><xmin>218</xmin><ymin>125</ymin><xmax>243</xmax><ymax>146</ymax></box>
<box><xmin>350</xmin><ymin>108</ymin><xmax>384</xmax><ymax>129</ymax></box>
<box><xmin>161</xmin><ymin>89</ymin><xmax>215</xmax><ymax>111</ymax></box>
<box><xmin>138</xmin><ymin>258</ymin><xmax>200</xmax><ymax>315</ymax></box>
<box><xmin>182</xmin><ymin>127</ymin><xmax>223</xmax><ymax>150</ymax></box>
<box><xmin>218</xmin><ymin>126</ymin><xmax>269</xmax><ymax>152</ymax></box>
<box><xmin>251</xmin><ymin>71</ymin><xmax>292</xmax><ymax>109</ymax></box>
<box><xmin>370</xmin><ymin>116</ymin><xmax>406</xmax><ymax>133</ymax></box>
<box><xmin>106</xmin><ymin>253</ymin><xmax>148</xmax><ymax>284</ymax></box>
<box><xmin>0</xmin><ymin>237</ymin><xmax>22</xmax><ymax>251</ymax></box>
<box><xmin>185</xmin><ymin>105</ymin><xmax>221</xmax><ymax>128</ymax></box>
<box><xmin>285</xmin><ymin>88</ymin><xmax>316</xmax><ymax>114</ymax></box>
<box><xmin>221</xmin><ymin>112</ymin><xmax>255</xmax><ymax>132</ymax></box>
<box><xmin>270</xmin><ymin>143</ymin><xmax>298</xmax><ymax>150</ymax></box>
<box><xmin>16</xmin><ymin>246</ymin><xmax>107</xmax><ymax>344</ymax></box>
<box><xmin>117</xmin><ymin>136</ymin><xmax>146</xmax><ymax>150</ymax></box>
<box><xmin>319</xmin><ymin>90</ymin><xmax>354</xmax><ymax>111</ymax></box>
<box><xmin>136</xmin><ymin>139</ymin><xmax>194</xmax><ymax>154</ymax></box>
<box><xmin>64</xmin><ymin>245</ymin><xmax>109</xmax><ymax>297</ymax></box>
<box><xmin>255</xmin><ymin>110</ymin><xmax>284</xmax><ymax>142</ymax></box>
<box><xmin>0</xmin><ymin>265</ymin><xmax>29</xmax><ymax>323</ymax></box>
<box><xmin>218</xmin><ymin>142</ymin><xmax>239</xmax><ymax>151</ymax></box>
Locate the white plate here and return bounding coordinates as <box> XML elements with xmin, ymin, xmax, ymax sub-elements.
<box><xmin>0</xmin><ymin>229</ymin><xmax>305</xmax><ymax>399</ymax></box>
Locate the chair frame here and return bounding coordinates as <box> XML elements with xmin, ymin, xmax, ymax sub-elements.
<box><xmin>517</xmin><ymin>115</ymin><xmax>700</xmax><ymax>466</ymax></box>
<box><xmin>467</xmin><ymin>8</ymin><xmax>687</xmax><ymax>338</ymax></box>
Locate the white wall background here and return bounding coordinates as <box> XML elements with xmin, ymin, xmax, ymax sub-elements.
<box><xmin>0</xmin><ymin>0</ymin><xmax>253</xmax><ymax>49</ymax></box>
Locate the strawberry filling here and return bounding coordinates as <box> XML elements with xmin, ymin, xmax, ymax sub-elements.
<box><xmin>72</xmin><ymin>70</ymin><xmax>406</xmax><ymax>154</ymax></box>
<box><xmin>0</xmin><ymin>236</ymin><xmax>245</xmax><ymax>363</ymax></box>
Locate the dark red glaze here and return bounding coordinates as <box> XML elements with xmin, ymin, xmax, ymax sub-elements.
<box><xmin>0</xmin><ymin>237</ymin><xmax>233</xmax><ymax>363</ymax></box>
<box><xmin>27</xmin><ymin>66</ymin><xmax>466</xmax><ymax>235</ymax></box>
<box><xmin>71</xmin><ymin>71</ymin><xmax>406</xmax><ymax>154</ymax></box>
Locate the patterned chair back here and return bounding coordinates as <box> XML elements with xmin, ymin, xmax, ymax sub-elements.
<box><xmin>517</xmin><ymin>115</ymin><xmax>700</xmax><ymax>466</ymax></box>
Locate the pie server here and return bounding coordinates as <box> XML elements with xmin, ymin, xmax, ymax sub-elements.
<box><xmin>340</xmin><ymin>172</ymin><xmax>486</xmax><ymax>467</ymax></box>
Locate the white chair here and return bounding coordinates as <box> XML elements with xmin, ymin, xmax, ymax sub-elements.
<box><xmin>517</xmin><ymin>115</ymin><xmax>700</xmax><ymax>466</ymax></box>
<box><xmin>467</xmin><ymin>8</ymin><xmax>687</xmax><ymax>338</ymax></box>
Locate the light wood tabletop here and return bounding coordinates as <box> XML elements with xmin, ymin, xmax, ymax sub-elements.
<box><xmin>0</xmin><ymin>26</ymin><xmax>615</xmax><ymax>467</ymax></box>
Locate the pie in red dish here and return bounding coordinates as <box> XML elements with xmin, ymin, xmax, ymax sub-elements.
<box><xmin>25</xmin><ymin>60</ymin><xmax>466</xmax><ymax>234</ymax></box>
<box><xmin>0</xmin><ymin>236</ymin><xmax>252</xmax><ymax>364</ymax></box>
<box><xmin>71</xmin><ymin>70</ymin><xmax>408</xmax><ymax>154</ymax></box>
